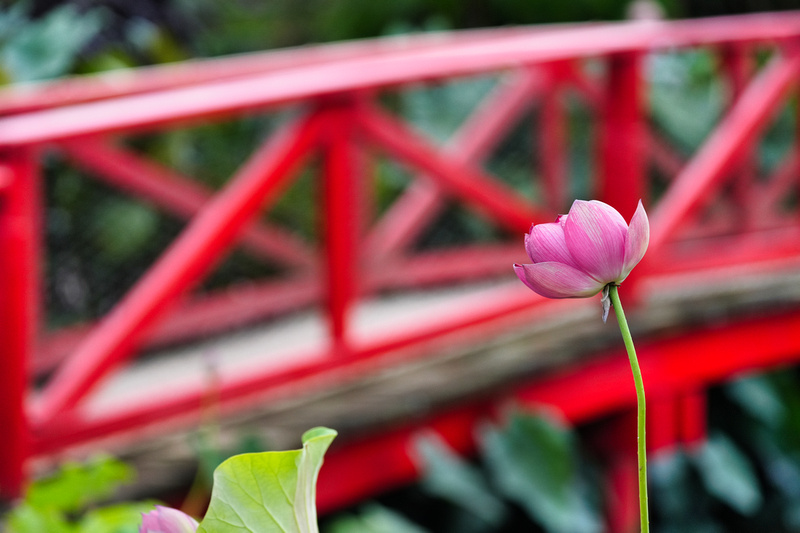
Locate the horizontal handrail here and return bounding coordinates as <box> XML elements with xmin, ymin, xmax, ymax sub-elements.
<box><xmin>0</xmin><ymin>24</ymin><xmax>568</xmax><ymax>114</ymax></box>
<box><xmin>1</xmin><ymin>13</ymin><xmax>800</xmax><ymax>145</ymax></box>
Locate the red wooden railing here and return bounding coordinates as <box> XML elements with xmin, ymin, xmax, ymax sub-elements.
<box><xmin>3</xmin><ymin>13</ymin><xmax>800</xmax><ymax>527</ymax></box>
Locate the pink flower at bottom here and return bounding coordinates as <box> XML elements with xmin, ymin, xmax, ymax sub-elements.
<box><xmin>514</xmin><ymin>199</ymin><xmax>649</xmax><ymax>304</ymax></box>
<box><xmin>140</xmin><ymin>505</ymin><xmax>199</xmax><ymax>533</ymax></box>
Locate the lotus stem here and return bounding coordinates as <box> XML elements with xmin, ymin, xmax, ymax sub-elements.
<box><xmin>608</xmin><ymin>284</ymin><xmax>649</xmax><ymax>533</ymax></box>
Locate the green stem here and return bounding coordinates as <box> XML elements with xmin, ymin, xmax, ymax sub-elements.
<box><xmin>608</xmin><ymin>284</ymin><xmax>649</xmax><ymax>533</ymax></box>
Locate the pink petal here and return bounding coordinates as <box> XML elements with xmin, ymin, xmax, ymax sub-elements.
<box><xmin>563</xmin><ymin>200</ymin><xmax>627</xmax><ymax>283</ymax></box>
<box><xmin>524</xmin><ymin>221</ymin><xmax>578</xmax><ymax>267</ymax></box>
<box><xmin>514</xmin><ymin>262</ymin><xmax>605</xmax><ymax>299</ymax></box>
<box><xmin>140</xmin><ymin>506</ymin><xmax>198</xmax><ymax>533</ymax></box>
<box><xmin>621</xmin><ymin>200</ymin><xmax>649</xmax><ymax>281</ymax></box>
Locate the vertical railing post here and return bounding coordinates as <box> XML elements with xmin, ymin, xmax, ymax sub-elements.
<box><xmin>539</xmin><ymin>62</ymin><xmax>570</xmax><ymax>211</ymax></box>
<box><xmin>322</xmin><ymin>98</ymin><xmax>359</xmax><ymax>351</ymax></box>
<box><xmin>678</xmin><ymin>390</ymin><xmax>707</xmax><ymax>448</ymax></box>
<box><xmin>721</xmin><ymin>44</ymin><xmax>756</xmax><ymax>228</ymax></box>
<box><xmin>0</xmin><ymin>147</ymin><xmax>38</xmax><ymax>499</ymax></box>
<box><xmin>598</xmin><ymin>52</ymin><xmax>646</xmax><ymax>220</ymax></box>
<box><xmin>599</xmin><ymin>52</ymin><xmax>646</xmax><ymax>304</ymax></box>
<box><xmin>591</xmin><ymin>412</ymin><xmax>639</xmax><ymax>533</ymax></box>
<box><xmin>647</xmin><ymin>395</ymin><xmax>680</xmax><ymax>453</ymax></box>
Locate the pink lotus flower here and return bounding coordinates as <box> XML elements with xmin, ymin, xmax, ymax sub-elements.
<box><xmin>140</xmin><ymin>506</ymin><xmax>198</xmax><ymax>533</ymax></box>
<box><xmin>514</xmin><ymin>199</ymin><xmax>649</xmax><ymax>318</ymax></box>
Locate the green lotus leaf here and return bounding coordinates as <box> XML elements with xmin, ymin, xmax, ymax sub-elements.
<box><xmin>197</xmin><ymin>427</ymin><xmax>336</xmax><ymax>533</ymax></box>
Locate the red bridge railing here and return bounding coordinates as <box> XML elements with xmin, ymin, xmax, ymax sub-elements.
<box><xmin>3</xmin><ymin>13</ymin><xmax>800</xmax><ymax>517</ymax></box>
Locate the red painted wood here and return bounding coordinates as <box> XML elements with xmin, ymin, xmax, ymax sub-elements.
<box><xmin>598</xmin><ymin>52</ymin><xmax>645</xmax><ymax>219</ymax></box>
<box><xmin>33</xmin><ymin>113</ymin><xmax>322</xmax><ymax>422</ymax></box>
<box><xmin>364</xmin><ymin>70</ymin><xmax>543</xmax><ymax>259</ymax></box>
<box><xmin>356</xmin><ymin>105</ymin><xmax>544</xmax><ymax>232</ymax></box>
<box><xmin>722</xmin><ymin>43</ymin><xmax>758</xmax><ymax>229</ymax></box>
<box><xmin>315</xmin><ymin>306</ymin><xmax>800</xmax><ymax>513</ymax></box>
<box><xmin>757</xmin><ymin>151</ymin><xmax>798</xmax><ymax>216</ymax></box>
<box><xmin>0</xmin><ymin>148</ymin><xmax>38</xmax><ymax>498</ymax></box>
<box><xmin>648</xmin><ymin>52</ymin><xmax>800</xmax><ymax>256</ymax></box>
<box><xmin>605</xmin><ymin>449</ymin><xmax>640</xmax><ymax>533</ymax></box>
<box><xmin>60</xmin><ymin>138</ymin><xmax>315</xmax><ymax>268</ymax></box>
<box><xmin>35</xmin><ymin>277</ymin><xmax>322</xmax><ymax>375</ymax></box>
<box><xmin>647</xmin><ymin>396</ymin><xmax>680</xmax><ymax>453</ymax></box>
<box><xmin>646</xmin><ymin>130</ymin><xmax>685</xmax><ymax>179</ymax></box>
<box><xmin>323</xmin><ymin>103</ymin><xmax>359</xmax><ymax>347</ymax></box>
<box><xmin>678</xmin><ymin>391</ymin><xmax>707</xmax><ymax>447</ymax></box>
<box><xmin>0</xmin><ymin>26</ymin><xmax>556</xmax><ymax>115</ymax></box>
<box><xmin>32</xmin><ymin>288</ymin><xmax>562</xmax><ymax>454</ymax></box>
<box><xmin>317</xmin><ymin>401</ymin><xmax>492</xmax><ymax>513</ymax></box>
<box><xmin>539</xmin><ymin>64</ymin><xmax>570</xmax><ymax>210</ymax></box>
<box><xmin>5</xmin><ymin>14</ymin><xmax>800</xmax><ymax>146</ymax></box>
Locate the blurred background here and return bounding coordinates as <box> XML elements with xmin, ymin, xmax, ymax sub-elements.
<box><xmin>5</xmin><ymin>1</ymin><xmax>800</xmax><ymax>532</ymax></box>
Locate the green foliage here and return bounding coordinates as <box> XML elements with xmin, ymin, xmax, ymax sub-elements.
<box><xmin>649</xmin><ymin>453</ymin><xmax>723</xmax><ymax>533</ymax></box>
<box><xmin>648</xmin><ymin>50</ymin><xmax>724</xmax><ymax>154</ymax></box>
<box><xmin>5</xmin><ymin>428</ymin><xmax>338</xmax><ymax>533</ymax></box>
<box><xmin>197</xmin><ymin>427</ymin><xmax>337</xmax><ymax>533</ymax></box>
<box><xmin>370</xmin><ymin>411</ymin><xmax>604</xmax><ymax>533</ymax></box>
<box><xmin>726</xmin><ymin>374</ymin><xmax>786</xmax><ymax>429</ymax></box>
<box><xmin>329</xmin><ymin>370</ymin><xmax>800</xmax><ymax>533</ymax></box>
<box><xmin>693</xmin><ymin>433</ymin><xmax>762</xmax><ymax>515</ymax></box>
<box><xmin>723</xmin><ymin>370</ymin><xmax>800</xmax><ymax>530</ymax></box>
<box><xmin>75</xmin><ymin>503</ymin><xmax>157</xmax><ymax>533</ymax></box>
<box><xmin>414</xmin><ymin>432</ymin><xmax>507</xmax><ymax>528</ymax></box>
<box><xmin>5</xmin><ymin>455</ymin><xmax>154</xmax><ymax>533</ymax></box>
<box><xmin>0</xmin><ymin>4</ymin><xmax>106</xmax><ymax>82</ymax></box>
<box><xmin>481</xmin><ymin>412</ymin><xmax>601</xmax><ymax>533</ymax></box>
<box><xmin>92</xmin><ymin>200</ymin><xmax>161</xmax><ymax>262</ymax></box>
<box><xmin>183</xmin><ymin>0</ymin><xmax>675</xmax><ymax>52</ymax></box>
<box><xmin>25</xmin><ymin>455</ymin><xmax>134</xmax><ymax>513</ymax></box>
<box><xmin>325</xmin><ymin>504</ymin><xmax>428</xmax><ymax>533</ymax></box>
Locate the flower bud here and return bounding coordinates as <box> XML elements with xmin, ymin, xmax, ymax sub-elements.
<box><xmin>140</xmin><ymin>505</ymin><xmax>199</xmax><ymax>533</ymax></box>
<box><xmin>514</xmin><ymin>199</ymin><xmax>649</xmax><ymax>300</ymax></box>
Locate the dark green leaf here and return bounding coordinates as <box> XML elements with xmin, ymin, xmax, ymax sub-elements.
<box><xmin>692</xmin><ymin>433</ymin><xmax>762</xmax><ymax>515</ymax></box>
<box><xmin>480</xmin><ymin>411</ymin><xmax>600</xmax><ymax>533</ymax></box>
<box><xmin>650</xmin><ymin>450</ymin><xmax>692</xmax><ymax>518</ymax></box>
<box><xmin>324</xmin><ymin>504</ymin><xmax>428</xmax><ymax>533</ymax></box>
<box><xmin>726</xmin><ymin>375</ymin><xmax>785</xmax><ymax>428</ymax></box>
<box><xmin>2</xmin><ymin>5</ymin><xmax>105</xmax><ymax>82</ymax></box>
<box><xmin>414</xmin><ymin>432</ymin><xmax>507</xmax><ymax>527</ymax></box>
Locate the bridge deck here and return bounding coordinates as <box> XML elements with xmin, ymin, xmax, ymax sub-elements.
<box><xmin>43</xmin><ymin>259</ymin><xmax>800</xmax><ymax>501</ymax></box>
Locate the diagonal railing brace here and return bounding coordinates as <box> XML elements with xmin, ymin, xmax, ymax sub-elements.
<box><xmin>649</xmin><ymin>51</ymin><xmax>800</xmax><ymax>256</ymax></box>
<box><xmin>33</xmin><ymin>112</ymin><xmax>324</xmax><ymax>424</ymax></box>
<box><xmin>60</xmin><ymin>138</ymin><xmax>315</xmax><ymax>269</ymax></box>
<box><xmin>356</xmin><ymin>104</ymin><xmax>546</xmax><ymax>234</ymax></box>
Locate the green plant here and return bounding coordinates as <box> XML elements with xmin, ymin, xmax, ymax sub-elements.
<box><xmin>323</xmin><ymin>370</ymin><xmax>800</xmax><ymax>533</ymax></box>
<box><xmin>5</xmin><ymin>455</ymin><xmax>154</xmax><ymax>533</ymax></box>
<box><xmin>322</xmin><ymin>411</ymin><xmax>603</xmax><ymax>533</ymax></box>
<box><xmin>194</xmin><ymin>427</ymin><xmax>336</xmax><ymax>532</ymax></box>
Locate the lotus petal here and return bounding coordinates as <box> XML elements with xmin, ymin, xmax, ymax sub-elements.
<box><xmin>513</xmin><ymin>262</ymin><xmax>604</xmax><ymax>299</ymax></box>
<box><xmin>564</xmin><ymin>200</ymin><xmax>627</xmax><ymax>283</ymax></box>
<box><xmin>140</xmin><ymin>506</ymin><xmax>198</xmax><ymax>533</ymax></box>
<box><xmin>525</xmin><ymin>221</ymin><xmax>577</xmax><ymax>267</ymax></box>
<box><xmin>621</xmin><ymin>200</ymin><xmax>650</xmax><ymax>280</ymax></box>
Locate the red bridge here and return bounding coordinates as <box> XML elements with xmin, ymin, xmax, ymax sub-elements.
<box><xmin>2</xmin><ymin>11</ymin><xmax>800</xmax><ymax>529</ymax></box>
